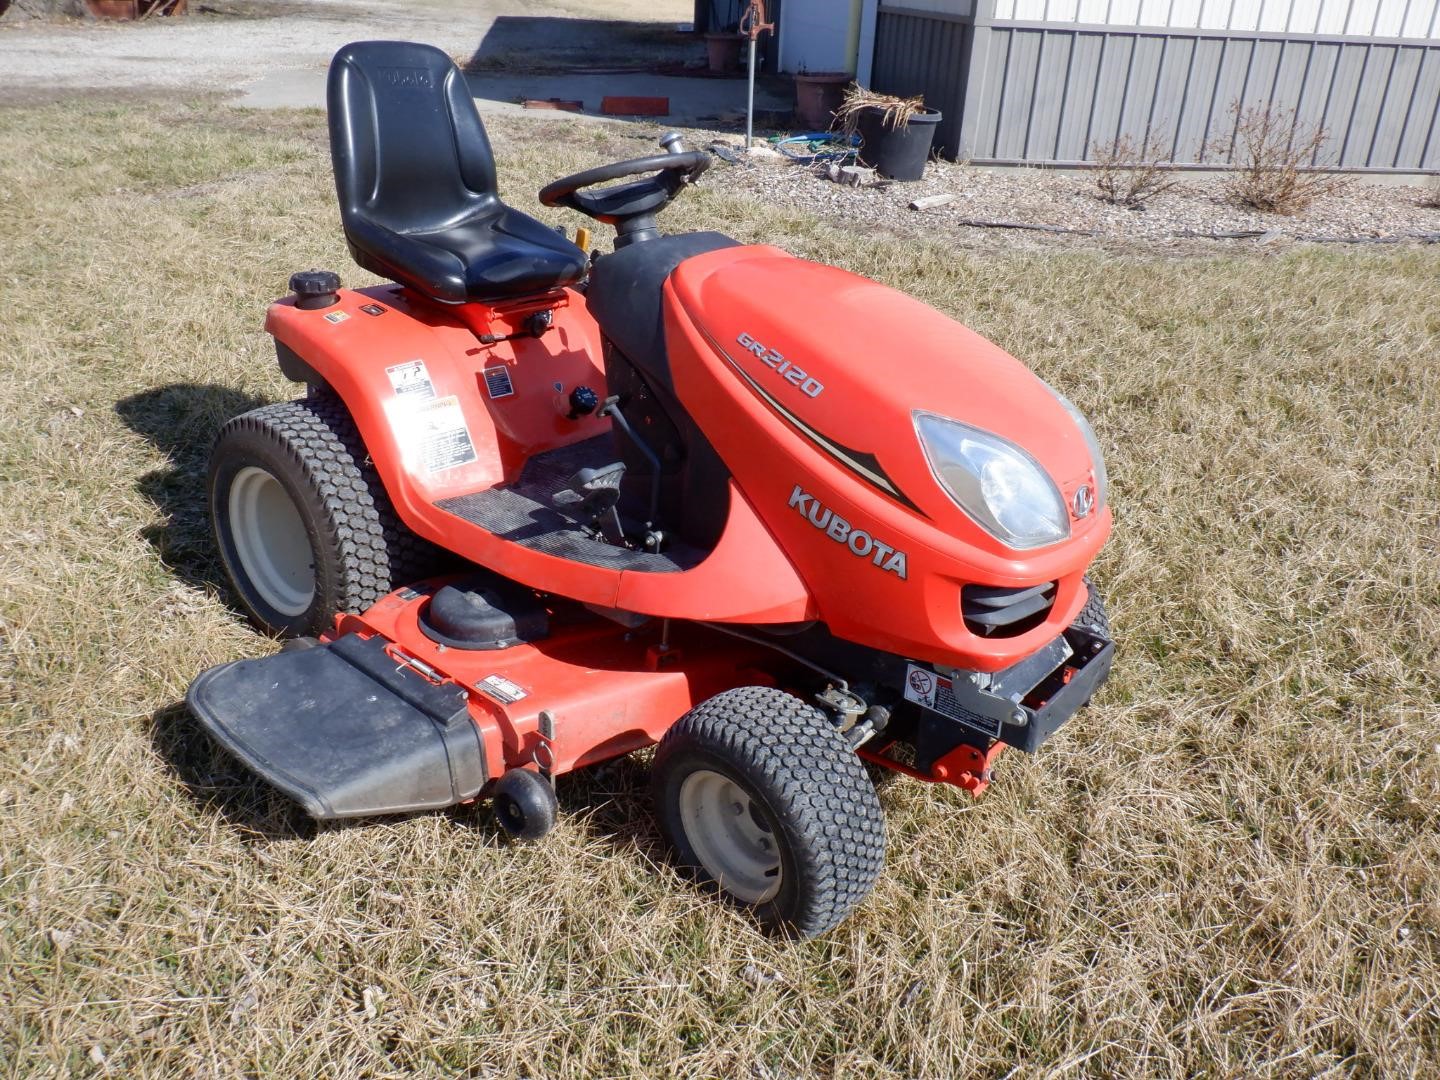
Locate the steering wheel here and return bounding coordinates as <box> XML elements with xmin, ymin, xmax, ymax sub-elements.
<box><xmin>539</xmin><ymin>133</ymin><xmax>711</xmax><ymax>246</ymax></box>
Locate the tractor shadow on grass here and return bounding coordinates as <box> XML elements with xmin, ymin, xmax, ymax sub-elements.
<box><xmin>115</xmin><ymin>383</ymin><xmax>268</xmax><ymax>609</ymax></box>
<box><xmin>553</xmin><ymin>752</ymin><xmax>670</xmax><ymax>858</ymax></box>
<box><xmin>150</xmin><ymin>700</ymin><xmax>319</xmax><ymax>842</ymax></box>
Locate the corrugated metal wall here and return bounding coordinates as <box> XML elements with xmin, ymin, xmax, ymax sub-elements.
<box><xmin>995</xmin><ymin>0</ymin><xmax>1440</xmax><ymax>36</ymax></box>
<box><xmin>871</xmin><ymin>0</ymin><xmax>1440</xmax><ymax>168</ymax></box>
<box><xmin>871</xmin><ymin>8</ymin><xmax>974</xmax><ymax>156</ymax></box>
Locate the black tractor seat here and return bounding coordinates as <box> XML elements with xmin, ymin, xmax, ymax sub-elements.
<box><xmin>328</xmin><ymin>41</ymin><xmax>587</xmax><ymax>304</ymax></box>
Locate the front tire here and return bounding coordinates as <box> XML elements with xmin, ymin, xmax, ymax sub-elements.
<box><xmin>209</xmin><ymin>394</ymin><xmax>444</xmax><ymax>637</ymax></box>
<box><xmin>651</xmin><ymin>687</ymin><xmax>886</xmax><ymax>938</ymax></box>
<box><xmin>1075</xmin><ymin>577</ymin><xmax>1110</xmax><ymax>637</ymax></box>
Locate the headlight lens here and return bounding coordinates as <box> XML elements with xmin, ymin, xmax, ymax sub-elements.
<box><xmin>1050</xmin><ymin>388</ymin><xmax>1107</xmax><ymax>511</ymax></box>
<box><xmin>914</xmin><ymin>412</ymin><xmax>1069</xmax><ymax>549</ymax></box>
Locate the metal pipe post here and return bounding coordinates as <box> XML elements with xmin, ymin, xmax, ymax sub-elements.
<box><xmin>746</xmin><ymin>37</ymin><xmax>757</xmax><ymax>148</ymax></box>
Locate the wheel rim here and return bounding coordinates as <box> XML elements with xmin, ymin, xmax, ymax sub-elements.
<box><xmin>678</xmin><ymin>769</ymin><xmax>782</xmax><ymax>904</ymax></box>
<box><xmin>227</xmin><ymin>465</ymin><xmax>316</xmax><ymax>617</ymax></box>
<box><xmin>496</xmin><ymin>795</ymin><xmax>525</xmax><ymax>833</ymax></box>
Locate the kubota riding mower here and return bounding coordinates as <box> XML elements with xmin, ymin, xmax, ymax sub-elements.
<box><xmin>186</xmin><ymin>41</ymin><xmax>1114</xmax><ymax>938</ymax></box>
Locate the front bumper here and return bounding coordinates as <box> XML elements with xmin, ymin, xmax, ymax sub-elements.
<box><xmin>903</xmin><ymin>622</ymin><xmax>1114</xmax><ymax>767</ymax></box>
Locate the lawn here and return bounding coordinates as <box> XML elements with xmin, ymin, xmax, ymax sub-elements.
<box><xmin>1</xmin><ymin>100</ymin><xmax>1438</xmax><ymax>1078</ymax></box>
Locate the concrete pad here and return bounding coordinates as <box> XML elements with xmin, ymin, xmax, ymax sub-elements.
<box><xmin>238</xmin><ymin>66</ymin><xmax>790</xmax><ymax>125</ymax></box>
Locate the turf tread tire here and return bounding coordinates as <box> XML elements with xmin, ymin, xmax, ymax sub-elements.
<box><xmin>1076</xmin><ymin>577</ymin><xmax>1110</xmax><ymax>637</ymax></box>
<box><xmin>651</xmin><ymin>686</ymin><xmax>886</xmax><ymax>939</ymax></box>
<box><xmin>210</xmin><ymin>393</ymin><xmax>445</xmax><ymax>637</ymax></box>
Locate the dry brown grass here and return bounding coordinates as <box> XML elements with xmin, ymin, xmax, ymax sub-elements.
<box><xmin>1090</xmin><ymin>131</ymin><xmax>1178</xmax><ymax>209</ymax></box>
<box><xmin>2</xmin><ymin>99</ymin><xmax>1439</xmax><ymax>1078</ymax></box>
<box><xmin>1217</xmin><ymin>103</ymin><xmax>1349</xmax><ymax>215</ymax></box>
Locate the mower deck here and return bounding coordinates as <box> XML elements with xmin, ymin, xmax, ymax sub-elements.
<box><xmin>188</xmin><ymin>581</ymin><xmax>772</xmax><ymax>819</ymax></box>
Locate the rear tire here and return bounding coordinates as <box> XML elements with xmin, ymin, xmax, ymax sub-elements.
<box><xmin>651</xmin><ymin>687</ymin><xmax>886</xmax><ymax>938</ymax></box>
<box><xmin>209</xmin><ymin>394</ymin><xmax>446</xmax><ymax>637</ymax></box>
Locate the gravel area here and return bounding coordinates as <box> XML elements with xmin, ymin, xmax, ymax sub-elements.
<box><xmin>718</xmin><ymin>147</ymin><xmax>1440</xmax><ymax>254</ymax></box>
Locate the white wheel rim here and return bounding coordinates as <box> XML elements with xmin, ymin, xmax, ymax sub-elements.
<box><xmin>227</xmin><ymin>465</ymin><xmax>316</xmax><ymax>617</ymax></box>
<box><xmin>678</xmin><ymin>769</ymin><xmax>782</xmax><ymax>904</ymax></box>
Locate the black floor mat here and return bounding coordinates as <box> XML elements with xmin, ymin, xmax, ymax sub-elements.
<box><xmin>436</xmin><ymin>435</ymin><xmax>706</xmax><ymax>573</ymax></box>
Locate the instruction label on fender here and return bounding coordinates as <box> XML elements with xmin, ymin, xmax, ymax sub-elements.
<box><xmin>483</xmin><ymin>365</ymin><xmax>514</xmax><ymax>399</ymax></box>
<box><xmin>408</xmin><ymin>395</ymin><xmax>477</xmax><ymax>474</ymax></box>
<box><xmin>386</xmin><ymin>359</ymin><xmax>436</xmax><ymax>400</ymax></box>
<box><xmin>478</xmin><ymin>674</ymin><xmax>527</xmax><ymax>704</ymax></box>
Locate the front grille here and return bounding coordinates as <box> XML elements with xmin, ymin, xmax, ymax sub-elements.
<box><xmin>962</xmin><ymin>582</ymin><xmax>1056</xmax><ymax>637</ymax></box>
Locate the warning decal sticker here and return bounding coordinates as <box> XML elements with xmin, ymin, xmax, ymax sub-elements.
<box><xmin>409</xmin><ymin>395</ymin><xmax>478</xmax><ymax>474</ymax></box>
<box><xmin>483</xmin><ymin>366</ymin><xmax>515</xmax><ymax>399</ymax></box>
<box><xmin>386</xmin><ymin>359</ymin><xmax>435</xmax><ymax>401</ymax></box>
<box><xmin>903</xmin><ymin>664</ymin><xmax>1002</xmax><ymax>739</ymax></box>
<box><xmin>323</xmin><ymin>310</ymin><xmax>350</xmax><ymax>325</ymax></box>
<box><xmin>478</xmin><ymin>674</ymin><xmax>527</xmax><ymax>704</ymax></box>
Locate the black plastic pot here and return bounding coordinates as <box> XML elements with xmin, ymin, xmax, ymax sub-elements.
<box><xmin>856</xmin><ymin>106</ymin><xmax>941</xmax><ymax>181</ymax></box>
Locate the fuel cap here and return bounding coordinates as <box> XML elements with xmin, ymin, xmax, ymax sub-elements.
<box><xmin>289</xmin><ymin>269</ymin><xmax>340</xmax><ymax>310</ymax></box>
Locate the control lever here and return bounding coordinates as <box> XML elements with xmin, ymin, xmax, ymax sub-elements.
<box><xmin>598</xmin><ymin>396</ymin><xmax>663</xmax><ymax>530</ymax></box>
<box><xmin>478</xmin><ymin>308</ymin><xmax>554</xmax><ymax>345</ymax></box>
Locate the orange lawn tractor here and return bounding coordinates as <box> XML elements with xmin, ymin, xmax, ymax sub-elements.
<box><xmin>187</xmin><ymin>41</ymin><xmax>1114</xmax><ymax>937</ymax></box>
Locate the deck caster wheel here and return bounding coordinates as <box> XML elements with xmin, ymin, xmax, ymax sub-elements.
<box><xmin>492</xmin><ymin>768</ymin><xmax>557</xmax><ymax>841</ymax></box>
<box><xmin>651</xmin><ymin>686</ymin><xmax>886</xmax><ymax>938</ymax></box>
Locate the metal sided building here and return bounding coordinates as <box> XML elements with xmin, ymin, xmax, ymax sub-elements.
<box><xmin>850</xmin><ymin>0</ymin><xmax>1440</xmax><ymax>171</ymax></box>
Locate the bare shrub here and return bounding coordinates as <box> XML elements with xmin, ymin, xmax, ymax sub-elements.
<box><xmin>1420</xmin><ymin>174</ymin><xmax>1440</xmax><ymax>209</ymax></box>
<box><xmin>1216</xmin><ymin>103</ymin><xmax>1347</xmax><ymax>214</ymax></box>
<box><xmin>1090</xmin><ymin>130</ymin><xmax>1178</xmax><ymax>209</ymax></box>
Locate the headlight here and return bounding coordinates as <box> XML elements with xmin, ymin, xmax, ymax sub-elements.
<box><xmin>914</xmin><ymin>412</ymin><xmax>1069</xmax><ymax>549</ymax></box>
<box><xmin>1050</xmin><ymin>387</ymin><xmax>1108</xmax><ymax>511</ymax></box>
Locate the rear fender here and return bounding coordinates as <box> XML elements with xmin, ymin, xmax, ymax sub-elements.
<box><xmin>265</xmin><ymin>284</ymin><xmax>610</xmax><ymax>540</ymax></box>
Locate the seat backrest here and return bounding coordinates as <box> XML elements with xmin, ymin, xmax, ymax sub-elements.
<box><xmin>328</xmin><ymin>41</ymin><xmax>499</xmax><ymax>235</ymax></box>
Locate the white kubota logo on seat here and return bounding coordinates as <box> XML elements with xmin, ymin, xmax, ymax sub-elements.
<box><xmin>788</xmin><ymin>486</ymin><xmax>908</xmax><ymax>579</ymax></box>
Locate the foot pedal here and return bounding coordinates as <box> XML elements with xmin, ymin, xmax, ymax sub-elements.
<box><xmin>556</xmin><ymin>462</ymin><xmax>626</xmax><ymax>541</ymax></box>
<box><xmin>557</xmin><ymin>462</ymin><xmax>625</xmax><ymax>508</ymax></box>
